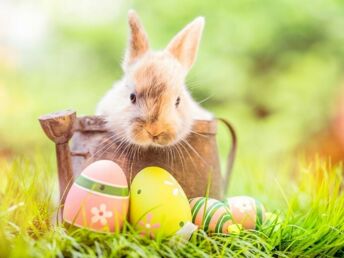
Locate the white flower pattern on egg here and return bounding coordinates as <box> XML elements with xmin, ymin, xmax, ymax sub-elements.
<box><xmin>91</xmin><ymin>204</ymin><xmax>113</xmax><ymax>225</ymax></box>
<box><xmin>164</xmin><ymin>180</ymin><xmax>181</xmax><ymax>196</ymax></box>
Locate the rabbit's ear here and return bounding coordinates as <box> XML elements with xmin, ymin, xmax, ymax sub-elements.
<box><xmin>166</xmin><ymin>17</ymin><xmax>205</xmax><ymax>70</ymax></box>
<box><xmin>123</xmin><ymin>10</ymin><xmax>149</xmax><ymax>68</ymax></box>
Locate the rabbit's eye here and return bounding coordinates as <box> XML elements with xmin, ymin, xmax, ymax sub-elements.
<box><xmin>130</xmin><ymin>93</ymin><xmax>136</xmax><ymax>104</ymax></box>
<box><xmin>175</xmin><ymin>97</ymin><xmax>181</xmax><ymax>107</ymax></box>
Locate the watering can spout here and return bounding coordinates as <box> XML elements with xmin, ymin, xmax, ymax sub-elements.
<box><xmin>38</xmin><ymin>110</ymin><xmax>76</xmax><ymax>208</ymax></box>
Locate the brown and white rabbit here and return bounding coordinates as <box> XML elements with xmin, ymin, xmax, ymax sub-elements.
<box><xmin>96</xmin><ymin>10</ymin><xmax>212</xmax><ymax>147</ymax></box>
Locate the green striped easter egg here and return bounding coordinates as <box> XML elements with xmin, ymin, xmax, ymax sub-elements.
<box><xmin>189</xmin><ymin>197</ymin><xmax>233</xmax><ymax>233</ymax></box>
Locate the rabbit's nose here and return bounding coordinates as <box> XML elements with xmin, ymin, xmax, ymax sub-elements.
<box><xmin>144</xmin><ymin>125</ymin><xmax>164</xmax><ymax>138</ymax></box>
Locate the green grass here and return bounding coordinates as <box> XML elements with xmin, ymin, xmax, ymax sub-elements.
<box><xmin>1</xmin><ymin>154</ymin><xmax>344</xmax><ymax>257</ymax></box>
<box><xmin>2</xmin><ymin>1</ymin><xmax>344</xmax><ymax>256</ymax></box>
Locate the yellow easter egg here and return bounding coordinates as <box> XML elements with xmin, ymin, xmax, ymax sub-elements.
<box><xmin>130</xmin><ymin>166</ymin><xmax>192</xmax><ymax>238</ymax></box>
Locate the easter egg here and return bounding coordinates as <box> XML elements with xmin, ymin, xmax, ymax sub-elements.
<box><xmin>224</xmin><ymin>196</ymin><xmax>265</xmax><ymax>230</ymax></box>
<box><xmin>130</xmin><ymin>166</ymin><xmax>192</xmax><ymax>238</ymax></box>
<box><xmin>63</xmin><ymin>160</ymin><xmax>129</xmax><ymax>232</ymax></box>
<box><xmin>189</xmin><ymin>197</ymin><xmax>234</xmax><ymax>233</ymax></box>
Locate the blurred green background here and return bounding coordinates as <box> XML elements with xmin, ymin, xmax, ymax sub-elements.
<box><xmin>1</xmin><ymin>0</ymin><xmax>344</xmax><ymax>164</ymax></box>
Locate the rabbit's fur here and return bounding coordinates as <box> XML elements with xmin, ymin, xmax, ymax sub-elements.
<box><xmin>97</xmin><ymin>10</ymin><xmax>212</xmax><ymax>147</ymax></box>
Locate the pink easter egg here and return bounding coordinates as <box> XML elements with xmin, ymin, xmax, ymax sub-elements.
<box><xmin>190</xmin><ymin>197</ymin><xmax>233</xmax><ymax>233</ymax></box>
<box><xmin>224</xmin><ymin>196</ymin><xmax>265</xmax><ymax>230</ymax></box>
<box><xmin>63</xmin><ymin>160</ymin><xmax>129</xmax><ymax>233</ymax></box>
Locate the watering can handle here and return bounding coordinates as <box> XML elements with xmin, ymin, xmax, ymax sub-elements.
<box><xmin>217</xmin><ymin>118</ymin><xmax>237</xmax><ymax>195</ymax></box>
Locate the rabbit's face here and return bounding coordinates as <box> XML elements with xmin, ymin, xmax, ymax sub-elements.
<box><xmin>123</xmin><ymin>53</ymin><xmax>193</xmax><ymax>147</ymax></box>
<box><xmin>99</xmin><ymin>10</ymin><xmax>205</xmax><ymax>147</ymax></box>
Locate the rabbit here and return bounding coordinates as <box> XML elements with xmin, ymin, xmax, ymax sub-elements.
<box><xmin>96</xmin><ymin>10</ymin><xmax>212</xmax><ymax>148</ymax></box>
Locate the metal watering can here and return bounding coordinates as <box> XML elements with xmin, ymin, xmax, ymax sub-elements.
<box><xmin>39</xmin><ymin>110</ymin><xmax>237</xmax><ymax>206</ymax></box>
